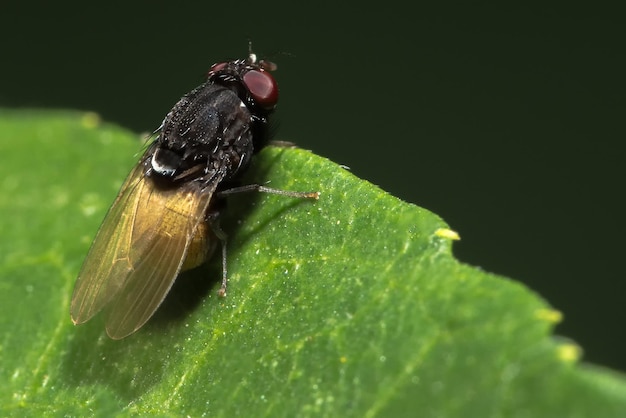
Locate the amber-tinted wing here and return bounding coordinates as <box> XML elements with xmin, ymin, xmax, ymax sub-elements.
<box><xmin>70</xmin><ymin>159</ymin><xmax>218</xmax><ymax>339</ymax></box>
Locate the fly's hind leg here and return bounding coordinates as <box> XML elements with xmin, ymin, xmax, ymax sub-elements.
<box><xmin>207</xmin><ymin>211</ymin><xmax>229</xmax><ymax>297</ymax></box>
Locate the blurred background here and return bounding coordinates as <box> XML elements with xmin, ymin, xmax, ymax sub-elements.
<box><xmin>2</xmin><ymin>3</ymin><xmax>624</xmax><ymax>371</ymax></box>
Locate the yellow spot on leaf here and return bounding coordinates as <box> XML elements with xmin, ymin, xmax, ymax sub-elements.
<box><xmin>81</xmin><ymin>112</ymin><xmax>101</xmax><ymax>129</ymax></box>
<box><xmin>535</xmin><ymin>308</ymin><xmax>563</xmax><ymax>324</ymax></box>
<box><xmin>435</xmin><ymin>228</ymin><xmax>460</xmax><ymax>240</ymax></box>
<box><xmin>557</xmin><ymin>343</ymin><xmax>581</xmax><ymax>363</ymax></box>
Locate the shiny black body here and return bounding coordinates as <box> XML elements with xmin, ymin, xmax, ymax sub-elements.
<box><xmin>148</xmin><ymin>59</ymin><xmax>273</xmax><ymax>189</ymax></box>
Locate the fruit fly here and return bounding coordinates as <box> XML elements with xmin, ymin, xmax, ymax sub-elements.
<box><xmin>70</xmin><ymin>51</ymin><xmax>319</xmax><ymax>339</ymax></box>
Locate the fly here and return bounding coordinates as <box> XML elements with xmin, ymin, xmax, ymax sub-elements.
<box><xmin>70</xmin><ymin>50</ymin><xmax>318</xmax><ymax>339</ymax></box>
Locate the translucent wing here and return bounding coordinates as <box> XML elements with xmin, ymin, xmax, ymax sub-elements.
<box><xmin>71</xmin><ymin>157</ymin><xmax>218</xmax><ymax>339</ymax></box>
<box><xmin>71</xmin><ymin>162</ymin><xmax>148</xmax><ymax>323</ymax></box>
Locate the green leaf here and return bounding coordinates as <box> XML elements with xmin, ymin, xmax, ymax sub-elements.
<box><xmin>1</xmin><ymin>109</ymin><xmax>625</xmax><ymax>417</ymax></box>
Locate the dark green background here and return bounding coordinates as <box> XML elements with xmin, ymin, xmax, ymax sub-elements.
<box><xmin>2</xmin><ymin>3</ymin><xmax>624</xmax><ymax>372</ymax></box>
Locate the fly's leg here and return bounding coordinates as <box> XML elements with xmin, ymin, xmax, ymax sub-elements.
<box><xmin>217</xmin><ymin>184</ymin><xmax>319</xmax><ymax>200</ymax></box>
<box><xmin>207</xmin><ymin>212</ymin><xmax>229</xmax><ymax>297</ymax></box>
<box><xmin>211</xmin><ymin>184</ymin><xmax>318</xmax><ymax>297</ymax></box>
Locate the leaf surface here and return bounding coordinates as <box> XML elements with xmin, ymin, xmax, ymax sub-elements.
<box><xmin>1</xmin><ymin>109</ymin><xmax>625</xmax><ymax>417</ymax></box>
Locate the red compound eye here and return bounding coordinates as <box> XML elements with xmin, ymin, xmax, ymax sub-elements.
<box><xmin>243</xmin><ymin>69</ymin><xmax>279</xmax><ymax>110</ymax></box>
